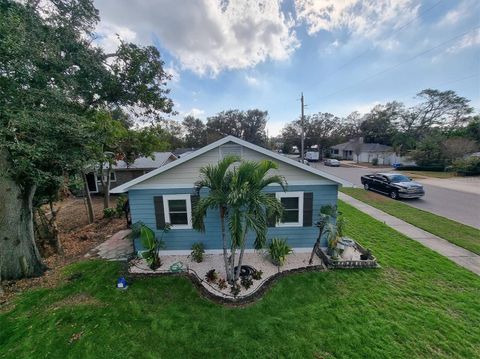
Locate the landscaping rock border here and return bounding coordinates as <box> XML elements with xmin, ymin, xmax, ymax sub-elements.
<box><xmin>127</xmin><ymin>262</ymin><xmax>327</xmax><ymax>306</ymax></box>
<box><xmin>315</xmin><ymin>245</ymin><xmax>379</xmax><ymax>269</ymax></box>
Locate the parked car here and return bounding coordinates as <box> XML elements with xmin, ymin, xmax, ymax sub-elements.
<box><xmin>360</xmin><ymin>173</ymin><xmax>425</xmax><ymax>199</ymax></box>
<box><xmin>324</xmin><ymin>159</ymin><xmax>340</xmax><ymax>167</ymax></box>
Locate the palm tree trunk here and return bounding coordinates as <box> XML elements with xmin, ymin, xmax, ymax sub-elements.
<box><xmin>220</xmin><ymin>207</ymin><xmax>231</xmax><ymax>282</ymax></box>
<box><xmin>229</xmin><ymin>246</ymin><xmax>236</xmax><ymax>284</ymax></box>
<box><xmin>234</xmin><ymin>225</ymin><xmax>248</xmax><ymax>282</ymax></box>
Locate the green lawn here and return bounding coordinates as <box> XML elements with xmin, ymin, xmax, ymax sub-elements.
<box><xmin>1</xmin><ymin>201</ymin><xmax>480</xmax><ymax>358</ymax></box>
<box><xmin>342</xmin><ymin>188</ymin><xmax>480</xmax><ymax>255</ymax></box>
<box><xmin>399</xmin><ymin>171</ymin><xmax>457</xmax><ymax>179</ymax></box>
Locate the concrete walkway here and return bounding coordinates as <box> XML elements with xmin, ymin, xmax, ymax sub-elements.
<box><xmin>339</xmin><ymin>192</ymin><xmax>480</xmax><ymax>276</ymax></box>
<box><xmin>86</xmin><ymin>229</ymin><xmax>133</xmax><ymax>261</ymax></box>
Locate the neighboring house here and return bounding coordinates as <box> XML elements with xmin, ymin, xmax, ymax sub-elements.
<box><xmin>330</xmin><ymin>138</ymin><xmax>413</xmax><ymax>165</ymax></box>
<box><xmin>111</xmin><ymin>136</ymin><xmax>350</xmax><ymax>252</ymax></box>
<box><xmin>86</xmin><ymin>152</ymin><xmax>177</xmax><ymax>193</ymax></box>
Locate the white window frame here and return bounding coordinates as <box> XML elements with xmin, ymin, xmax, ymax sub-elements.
<box><xmin>275</xmin><ymin>191</ymin><xmax>303</xmax><ymax>227</ymax></box>
<box><xmin>163</xmin><ymin>194</ymin><xmax>192</xmax><ymax>229</ymax></box>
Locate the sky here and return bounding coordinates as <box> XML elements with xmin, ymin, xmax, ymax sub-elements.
<box><xmin>94</xmin><ymin>0</ymin><xmax>480</xmax><ymax>136</ymax></box>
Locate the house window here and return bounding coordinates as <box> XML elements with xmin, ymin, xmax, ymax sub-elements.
<box><xmin>97</xmin><ymin>171</ymin><xmax>116</xmax><ymax>183</ymax></box>
<box><xmin>163</xmin><ymin>194</ymin><xmax>192</xmax><ymax>229</ymax></box>
<box><xmin>275</xmin><ymin>192</ymin><xmax>303</xmax><ymax>227</ymax></box>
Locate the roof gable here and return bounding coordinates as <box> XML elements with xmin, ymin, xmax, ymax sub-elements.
<box><xmin>111</xmin><ymin>136</ymin><xmax>351</xmax><ymax>193</ymax></box>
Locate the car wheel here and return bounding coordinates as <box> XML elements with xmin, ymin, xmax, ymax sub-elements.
<box><xmin>390</xmin><ymin>190</ymin><xmax>398</xmax><ymax>200</ymax></box>
<box><xmin>364</xmin><ymin>183</ymin><xmax>369</xmax><ymax>190</ymax></box>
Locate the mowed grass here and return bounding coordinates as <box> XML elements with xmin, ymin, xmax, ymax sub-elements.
<box><xmin>1</xmin><ymin>201</ymin><xmax>480</xmax><ymax>359</ymax></box>
<box><xmin>399</xmin><ymin>171</ymin><xmax>457</xmax><ymax>179</ymax></box>
<box><xmin>342</xmin><ymin>188</ymin><xmax>480</xmax><ymax>255</ymax></box>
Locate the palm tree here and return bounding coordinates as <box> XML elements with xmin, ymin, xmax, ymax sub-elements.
<box><xmin>228</xmin><ymin>160</ymin><xmax>286</xmax><ymax>283</ymax></box>
<box><xmin>192</xmin><ymin>155</ymin><xmax>240</xmax><ymax>282</ymax></box>
<box><xmin>308</xmin><ymin>204</ymin><xmax>338</xmax><ymax>264</ymax></box>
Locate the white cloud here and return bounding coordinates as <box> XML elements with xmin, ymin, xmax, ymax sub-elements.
<box><xmin>295</xmin><ymin>0</ymin><xmax>419</xmax><ymax>44</ymax></box>
<box><xmin>164</xmin><ymin>63</ymin><xmax>180</xmax><ymax>83</ymax></box>
<box><xmin>437</xmin><ymin>0</ymin><xmax>476</xmax><ymax>27</ymax></box>
<box><xmin>185</xmin><ymin>108</ymin><xmax>206</xmax><ymax>119</ymax></box>
<box><xmin>95</xmin><ymin>0</ymin><xmax>299</xmax><ymax>77</ymax></box>
<box><xmin>94</xmin><ymin>22</ymin><xmax>137</xmax><ymax>54</ymax></box>
<box><xmin>446</xmin><ymin>29</ymin><xmax>480</xmax><ymax>54</ymax></box>
<box><xmin>245</xmin><ymin>75</ymin><xmax>261</xmax><ymax>86</ymax></box>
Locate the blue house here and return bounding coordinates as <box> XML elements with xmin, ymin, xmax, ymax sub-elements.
<box><xmin>111</xmin><ymin>136</ymin><xmax>350</xmax><ymax>253</ymax></box>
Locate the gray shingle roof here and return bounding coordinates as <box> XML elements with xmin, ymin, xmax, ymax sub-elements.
<box><xmin>113</xmin><ymin>152</ymin><xmax>177</xmax><ymax>170</ymax></box>
<box><xmin>331</xmin><ymin>141</ymin><xmax>393</xmax><ymax>153</ymax></box>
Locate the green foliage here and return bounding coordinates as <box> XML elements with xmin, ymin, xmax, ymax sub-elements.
<box><xmin>371</xmin><ymin>157</ymin><xmax>379</xmax><ymax>166</ymax></box>
<box><xmin>190</xmin><ymin>242</ymin><xmax>205</xmax><ymax>263</ymax></box>
<box><xmin>103</xmin><ymin>208</ymin><xmax>117</xmax><ymax>219</ymax></box>
<box><xmin>130</xmin><ymin>221</ymin><xmax>167</xmax><ymax>269</ymax></box>
<box><xmin>206</xmin><ymin>109</ymin><xmax>268</xmax><ymax>145</ymax></box>
<box><xmin>241</xmin><ymin>276</ymin><xmax>253</xmax><ymax>289</ymax></box>
<box><xmin>116</xmin><ymin>195</ymin><xmax>128</xmax><ymax>216</ymax></box>
<box><xmin>252</xmin><ymin>270</ymin><xmax>263</xmax><ymax>280</ymax></box>
<box><xmin>267</xmin><ymin>238</ymin><xmax>293</xmax><ymax>266</ymax></box>
<box><xmin>217</xmin><ymin>278</ymin><xmax>227</xmax><ymax>290</ymax></box>
<box><xmin>451</xmin><ymin>157</ymin><xmax>480</xmax><ymax>176</ymax></box>
<box><xmin>205</xmin><ymin>269</ymin><xmax>218</xmax><ymax>283</ymax></box>
<box><xmin>325</xmin><ymin>217</ymin><xmax>346</xmax><ymax>252</ymax></box>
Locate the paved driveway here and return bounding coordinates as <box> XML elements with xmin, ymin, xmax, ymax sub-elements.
<box><xmin>313</xmin><ymin>163</ymin><xmax>480</xmax><ymax>229</ymax></box>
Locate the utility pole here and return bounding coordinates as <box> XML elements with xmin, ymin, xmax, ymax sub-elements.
<box><xmin>301</xmin><ymin>92</ymin><xmax>305</xmax><ymax>163</ymax></box>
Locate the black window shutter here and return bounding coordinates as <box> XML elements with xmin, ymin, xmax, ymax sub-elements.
<box><xmin>154</xmin><ymin>196</ymin><xmax>166</xmax><ymax>229</ymax></box>
<box><xmin>266</xmin><ymin>193</ymin><xmax>277</xmax><ymax>227</ymax></box>
<box><xmin>303</xmin><ymin>192</ymin><xmax>313</xmax><ymax>227</ymax></box>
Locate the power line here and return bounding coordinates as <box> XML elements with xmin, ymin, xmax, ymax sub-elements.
<box><xmin>318</xmin><ymin>26</ymin><xmax>480</xmax><ymax>100</ymax></box>
<box><xmin>320</xmin><ymin>0</ymin><xmax>445</xmax><ymax>83</ymax></box>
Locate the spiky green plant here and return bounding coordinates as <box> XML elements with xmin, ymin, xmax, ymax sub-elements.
<box><xmin>268</xmin><ymin>238</ymin><xmax>293</xmax><ymax>267</ymax></box>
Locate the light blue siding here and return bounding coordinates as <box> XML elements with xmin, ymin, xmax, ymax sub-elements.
<box><xmin>129</xmin><ymin>184</ymin><xmax>338</xmax><ymax>251</ymax></box>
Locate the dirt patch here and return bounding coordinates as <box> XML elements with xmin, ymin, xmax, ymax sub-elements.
<box><xmin>50</xmin><ymin>292</ymin><xmax>103</xmax><ymax>311</ymax></box>
<box><xmin>1</xmin><ymin>196</ymin><xmax>127</xmax><ymax>303</ymax></box>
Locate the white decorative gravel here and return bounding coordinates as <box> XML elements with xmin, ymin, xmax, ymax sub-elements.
<box><xmin>129</xmin><ymin>250</ymin><xmax>325</xmax><ymax>299</ymax></box>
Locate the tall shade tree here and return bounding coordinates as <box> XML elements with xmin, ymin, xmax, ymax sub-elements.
<box><xmin>0</xmin><ymin>0</ymin><xmax>173</xmax><ymax>280</ymax></box>
<box><xmin>192</xmin><ymin>155</ymin><xmax>240</xmax><ymax>282</ymax></box>
<box><xmin>228</xmin><ymin>160</ymin><xmax>286</xmax><ymax>283</ymax></box>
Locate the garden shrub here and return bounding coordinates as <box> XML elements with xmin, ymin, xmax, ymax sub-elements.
<box><xmin>103</xmin><ymin>207</ymin><xmax>117</xmax><ymax>218</ymax></box>
<box><xmin>371</xmin><ymin>158</ymin><xmax>379</xmax><ymax>166</ymax></box>
<box><xmin>190</xmin><ymin>242</ymin><xmax>205</xmax><ymax>263</ymax></box>
<box><xmin>452</xmin><ymin>157</ymin><xmax>480</xmax><ymax>176</ymax></box>
<box><xmin>268</xmin><ymin>238</ymin><xmax>293</xmax><ymax>266</ymax></box>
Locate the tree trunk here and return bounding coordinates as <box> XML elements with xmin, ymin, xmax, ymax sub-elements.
<box><xmin>220</xmin><ymin>207</ymin><xmax>231</xmax><ymax>282</ymax></box>
<box><xmin>103</xmin><ymin>162</ymin><xmax>112</xmax><ymax>209</ymax></box>
<box><xmin>81</xmin><ymin>170</ymin><xmax>94</xmax><ymax>223</ymax></box>
<box><xmin>48</xmin><ymin>201</ymin><xmax>63</xmax><ymax>255</ymax></box>
<box><xmin>0</xmin><ymin>152</ymin><xmax>45</xmax><ymax>280</ymax></box>
<box><xmin>309</xmin><ymin>225</ymin><xmax>325</xmax><ymax>265</ymax></box>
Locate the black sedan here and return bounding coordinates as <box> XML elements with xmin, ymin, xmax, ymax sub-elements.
<box><xmin>360</xmin><ymin>173</ymin><xmax>425</xmax><ymax>199</ymax></box>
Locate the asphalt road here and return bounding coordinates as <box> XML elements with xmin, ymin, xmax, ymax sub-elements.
<box><xmin>313</xmin><ymin>163</ymin><xmax>480</xmax><ymax>229</ymax></box>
